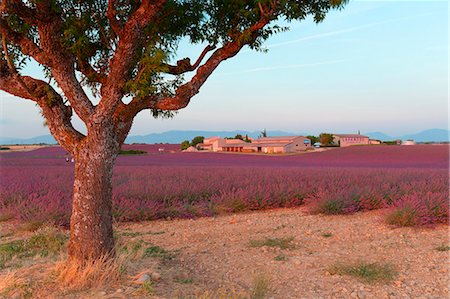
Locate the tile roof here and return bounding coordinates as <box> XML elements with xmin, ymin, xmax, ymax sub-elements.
<box><xmin>333</xmin><ymin>134</ymin><xmax>369</xmax><ymax>138</ymax></box>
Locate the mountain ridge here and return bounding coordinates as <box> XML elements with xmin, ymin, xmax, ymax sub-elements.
<box><xmin>1</xmin><ymin>129</ymin><xmax>448</xmax><ymax>145</ymax></box>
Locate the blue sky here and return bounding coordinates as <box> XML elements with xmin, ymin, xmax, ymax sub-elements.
<box><xmin>0</xmin><ymin>0</ymin><xmax>448</xmax><ymax>138</ymax></box>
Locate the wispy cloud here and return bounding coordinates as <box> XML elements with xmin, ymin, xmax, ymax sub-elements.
<box><xmin>218</xmin><ymin>59</ymin><xmax>347</xmax><ymax>76</ymax></box>
<box><xmin>265</xmin><ymin>15</ymin><xmax>429</xmax><ymax>50</ymax></box>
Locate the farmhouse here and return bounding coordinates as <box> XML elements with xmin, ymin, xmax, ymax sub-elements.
<box><xmin>402</xmin><ymin>140</ymin><xmax>416</xmax><ymax>145</ymax></box>
<box><xmin>333</xmin><ymin>134</ymin><xmax>369</xmax><ymax>147</ymax></box>
<box><xmin>252</xmin><ymin>136</ymin><xmax>311</xmax><ymax>153</ymax></box>
<box><xmin>198</xmin><ymin>136</ymin><xmax>311</xmax><ymax>153</ymax></box>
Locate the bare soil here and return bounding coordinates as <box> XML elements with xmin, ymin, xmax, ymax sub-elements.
<box><xmin>1</xmin><ymin>207</ymin><xmax>448</xmax><ymax>298</ymax></box>
<box><xmin>0</xmin><ymin>145</ymin><xmax>52</xmax><ymax>152</ymax></box>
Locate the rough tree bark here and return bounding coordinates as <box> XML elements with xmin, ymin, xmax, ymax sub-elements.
<box><xmin>68</xmin><ymin>122</ymin><xmax>121</xmax><ymax>260</ymax></box>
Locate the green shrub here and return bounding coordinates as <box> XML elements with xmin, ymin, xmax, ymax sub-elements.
<box><xmin>385</xmin><ymin>206</ymin><xmax>417</xmax><ymax>227</ymax></box>
<box><xmin>249</xmin><ymin>237</ymin><xmax>295</xmax><ymax>250</ymax></box>
<box><xmin>0</xmin><ymin>227</ymin><xmax>66</xmax><ymax>268</ymax></box>
<box><xmin>330</xmin><ymin>261</ymin><xmax>397</xmax><ymax>283</ymax></box>
<box><xmin>118</xmin><ymin>149</ymin><xmax>147</xmax><ymax>155</ymax></box>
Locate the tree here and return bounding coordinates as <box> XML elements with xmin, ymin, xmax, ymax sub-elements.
<box><xmin>306</xmin><ymin>135</ymin><xmax>319</xmax><ymax>144</ymax></box>
<box><xmin>190</xmin><ymin>135</ymin><xmax>204</xmax><ymax>147</ymax></box>
<box><xmin>0</xmin><ymin>0</ymin><xmax>348</xmax><ymax>262</ymax></box>
<box><xmin>180</xmin><ymin>140</ymin><xmax>190</xmax><ymax>150</ymax></box>
<box><xmin>260</xmin><ymin>128</ymin><xmax>268</xmax><ymax>138</ymax></box>
<box><xmin>319</xmin><ymin>133</ymin><xmax>335</xmax><ymax>146</ymax></box>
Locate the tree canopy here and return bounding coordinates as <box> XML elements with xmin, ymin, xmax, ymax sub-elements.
<box><xmin>1</xmin><ymin>1</ymin><xmax>347</xmax><ymax>153</ymax></box>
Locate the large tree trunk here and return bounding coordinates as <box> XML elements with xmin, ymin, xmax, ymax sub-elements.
<box><xmin>68</xmin><ymin>125</ymin><xmax>120</xmax><ymax>261</ymax></box>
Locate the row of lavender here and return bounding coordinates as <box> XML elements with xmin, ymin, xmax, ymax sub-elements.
<box><xmin>0</xmin><ymin>166</ymin><xmax>447</xmax><ymax>227</ymax></box>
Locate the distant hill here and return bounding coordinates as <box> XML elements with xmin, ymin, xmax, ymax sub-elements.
<box><xmin>0</xmin><ymin>135</ymin><xmax>57</xmax><ymax>145</ymax></box>
<box><xmin>399</xmin><ymin>129</ymin><xmax>449</xmax><ymax>143</ymax></box>
<box><xmin>365</xmin><ymin>129</ymin><xmax>449</xmax><ymax>142</ymax></box>
<box><xmin>364</xmin><ymin>132</ymin><xmax>394</xmax><ymax>141</ymax></box>
<box><xmin>1</xmin><ymin>129</ymin><xmax>448</xmax><ymax>145</ymax></box>
<box><xmin>125</xmin><ymin>130</ymin><xmax>298</xmax><ymax>144</ymax></box>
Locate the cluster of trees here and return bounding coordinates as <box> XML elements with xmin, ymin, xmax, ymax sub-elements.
<box><xmin>180</xmin><ymin>136</ymin><xmax>204</xmax><ymax>150</ymax></box>
<box><xmin>306</xmin><ymin>133</ymin><xmax>336</xmax><ymax>146</ymax></box>
<box><xmin>226</xmin><ymin>134</ymin><xmax>251</xmax><ymax>143</ymax></box>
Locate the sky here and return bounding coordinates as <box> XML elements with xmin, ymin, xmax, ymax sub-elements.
<box><xmin>0</xmin><ymin>0</ymin><xmax>448</xmax><ymax>138</ymax></box>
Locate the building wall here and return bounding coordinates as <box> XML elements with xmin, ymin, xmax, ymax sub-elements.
<box><xmin>335</xmin><ymin>136</ymin><xmax>369</xmax><ymax>147</ymax></box>
<box><xmin>262</xmin><ymin>146</ymin><xmax>285</xmax><ymax>154</ymax></box>
<box><xmin>285</xmin><ymin>137</ymin><xmax>311</xmax><ymax>152</ymax></box>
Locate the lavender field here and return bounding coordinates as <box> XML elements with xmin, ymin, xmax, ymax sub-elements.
<box><xmin>0</xmin><ymin>145</ymin><xmax>448</xmax><ymax>227</ymax></box>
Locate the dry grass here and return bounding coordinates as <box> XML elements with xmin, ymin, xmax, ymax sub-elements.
<box><xmin>249</xmin><ymin>236</ymin><xmax>296</xmax><ymax>250</ymax></box>
<box><xmin>251</xmin><ymin>272</ymin><xmax>271</xmax><ymax>299</ymax></box>
<box><xmin>435</xmin><ymin>244</ymin><xmax>450</xmax><ymax>252</ymax></box>
<box><xmin>385</xmin><ymin>207</ymin><xmax>417</xmax><ymax>227</ymax></box>
<box><xmin>0</xmin><ymin>225</ymin><xmax>66</xmax><ymax>269</ymax></box>
<box><xmin>53</xmin><ymin>254</ymin><xmax>125</xmax><ymax>291</ymax></box>
<box><xmin>0</xmin><ymin>272</ymin><xmax>26</xmax><ymax>296</ymax></box>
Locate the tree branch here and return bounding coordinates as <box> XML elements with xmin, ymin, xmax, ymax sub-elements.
<box><xmin>35</xmin><ymin>16</ymin><xmax>95</xmax><ymax>123</ymax></box>
<box><xmin>2</xmin><ymin>34</ymin><xmax>34</xmax><ymax>96</ymax></box>
<box><xmin>0</xmin><ymin>19</ymin><xmax>50</xmax><ymax>66</ymax></box>
<box><xmin>119</xmin><ymin>16</ymin><xmax>271</xmax><ymax>121</ymax></box>
<box><xmin>106</xmin><ymin>0</ymin><xmax>124</xmax><ymax>37</ymax></box>
<box><xmin>0</xmin><ymin>68</ymin><xmax>84</xmax><ymax>153</ymax></box>
<box><xmin>1</xmin><ymin>0</ymin><xmax>40</xmax><ymax>25</ymax></box>
<box><xmin>97</xmin><ymin>0</ymin><xmax>167</xmax><ymax>119</ymax></box>
<box><xmin>162</xmin><ymin>45</ymin><xmax>216</xmax><ymax>75</ymax></box>
<box><xmin>2</xmin><ymin>1</ymin><xmax>96</xmax><ymax>123</ymax></box>
<box><xmin>76</xmin><ymin>57</ymin><xmax>107</xmax><ymax>84</ymax></box>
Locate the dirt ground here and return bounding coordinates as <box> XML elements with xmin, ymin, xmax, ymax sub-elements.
<box><xmin>0</xmin><ymin>145</ymin><xmax>51</xmax><ymax>152</ymax></box>
<box><xmin>1</xmin><ymin>207</ymin><xmax>448</xmax><ymax>298</ymax></box>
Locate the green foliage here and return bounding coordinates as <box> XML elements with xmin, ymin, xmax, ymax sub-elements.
<box><xmin>118</xmin><ymin>149</ymin><xmax>147</xmax><ymax>155</ymax></box>
<box><xmin>316</xmin><ymin>199</ymin><xmax>345</xmax><ymax>215</ymax></box>
<box><xmin>383</xmin><ymin>141</ymin><xmax>400</xmax><ymax>145</ymax></box>
<box><xmin>141</xmin><ymin>280</ymin><xmax>154</xmax><ymax>295</ymax></box>
<box><xmin>124</xmin><ymin>48</ymin><xmax>169</xmax><ymax>99</ymax></box>
<box><xmin>274</xmin><ymin>254</ymin><xmax>288</xmax><ymax>261</ymax></box>
<box><xmin>143</xmin><ymin>245</ymin><xmax>174</xmax><ymax>261</ymax></box>
<box><xmin>319</xmin><ymin>133</ymin><xmax>335</xmax><ymax>146</ymax></box>
<box><xmin>175</xmin><ymin>277</ymin><xmax>193</xmax><ymax>284</ymax></box>
<box><xmin>306</xmin><ymin>135</ymin><xmax>319</xmax><ymax>144</ymax></box>
<box><xmin>0</xmin><ymin>227</ymin><xmax>67</xmax><ymax>269</ymax></box>
<box><xmin>226</xmin><ymin>134</ymin><xmax>251</xmax><ymax>142</ymax></box>
<box><xmin>181</xmin><ymin>140</ymin><xmax>191</xmax><ymax>150</ymax></box>
<box><xmin>191</xmin><ymin>136</ymin><xmax>204</xmax><ymax>147</ymax></box>
<box><xmin>385</xmin><ymin>207</ymin><xmax>417</xmax><ymax>227</ymax></box>
<box><xmin>330</xmin><ymin>262</ymin><xmax>397</xmax><ymax>283</ymax></box>
<box><xmin>3</xmin><ymin>0</ymin><xmax>348</xmax><ymax>117</ymax></box>
<box><xmin>249</xmin><ymin>236</ymin><xmax>296</xmax><ymax>250</ymax></box>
